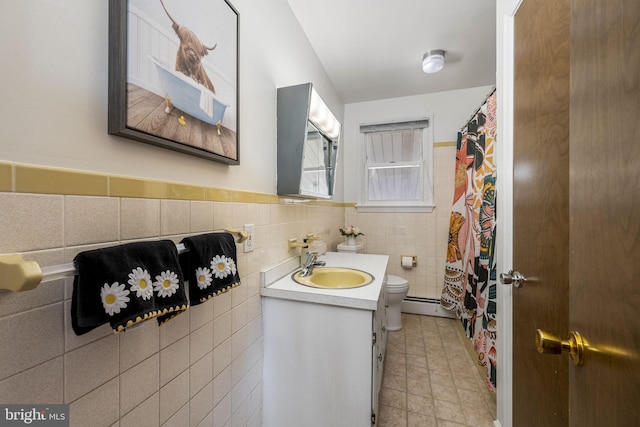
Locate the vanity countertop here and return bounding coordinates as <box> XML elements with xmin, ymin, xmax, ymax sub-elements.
<box><xmin>261</xmin><ymin>252</ymin><xmax>389</xmax><ymax>310</ymax></box>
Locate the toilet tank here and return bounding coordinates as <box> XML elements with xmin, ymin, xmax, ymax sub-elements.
<box><xmin>336</xmin><ymin>242</ymin><xmax>365</xmax><ymax>253</ymax></box>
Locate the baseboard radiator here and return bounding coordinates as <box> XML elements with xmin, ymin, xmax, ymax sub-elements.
<box><xmin>400</xmin><ymin>297</ymin><xmax>456</xmax><ymax>319</ymax></box>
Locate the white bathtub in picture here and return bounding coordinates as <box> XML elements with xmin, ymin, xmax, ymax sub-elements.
<box><xmin>150</xmin><ymin>56</ymin><xmax>229</xmax><ymax>134</ymax></box>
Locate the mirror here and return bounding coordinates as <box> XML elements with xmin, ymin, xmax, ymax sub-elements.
<box><xmin>300</xmin><ymin>122</ymin><xmax>327</xmax><ymax>195</ymax></box>
<box><xmin>277</xmin><ymin>83</ymin><xmax>341</xmax><ymax>199</ymax></box>
<box><xmin>300</xmin><ymin>121</ymin><xmax>338</xmax><ymax>196</ymax></box>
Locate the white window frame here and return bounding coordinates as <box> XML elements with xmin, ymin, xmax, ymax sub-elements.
<box><xmin>356</xmin><ymin>116</ymin><xmax>435</xmax><ymax>213</ymax></box>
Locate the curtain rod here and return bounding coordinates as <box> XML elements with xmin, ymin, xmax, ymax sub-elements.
<box><xmin>460</xmin><ymin>86</ymin><xmax>496</xmax><ymax>131</ymax></box>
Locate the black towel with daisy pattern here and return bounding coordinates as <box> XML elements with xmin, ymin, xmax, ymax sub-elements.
<box><xmin>180</xmin><ymin>232</ymin><xmax>241</xmax><ymax>305</ymax></box>
<box><xmin>71</xmin><ymin>240</ymin><xmax>188</xmax><ymax>335</ymax></box>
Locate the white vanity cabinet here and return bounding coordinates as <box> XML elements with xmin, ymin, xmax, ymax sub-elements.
<box><xmin>263</xmin><ymin>285</ymin><xmax>387</xmax><ymax>427</ymax></box>
<box><xmin>372</xmin><ymin>284</ymin><xmax>388</xmax><ymax>421</ymax></box>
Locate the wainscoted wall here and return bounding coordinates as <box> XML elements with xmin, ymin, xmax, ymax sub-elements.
<box><xmin>0</xmin><ymin>162</ymin><xmax>345</xmax><ymax>427</ymax></box>
<box><xmin>344</xmin><ymin>142</ymin><xmax>456</xmax><ymax>300</ymax></box>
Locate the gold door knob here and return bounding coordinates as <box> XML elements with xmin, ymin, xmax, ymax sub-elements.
<box><xmin>535</xmin><ymin>329</ymin><xmax>587</xmax><ymax>366</ymax></box>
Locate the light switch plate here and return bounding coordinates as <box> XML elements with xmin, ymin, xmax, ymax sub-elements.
<box><xmin>243</xmin><ymin>224</ymin><xmax>254</xmax><ymax>252</ymax></box>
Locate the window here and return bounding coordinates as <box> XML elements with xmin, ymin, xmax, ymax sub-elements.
<box><xmin>357</xmin><ymin>118</ymin><xmax>434</xmax><ymax>212</ymax></box>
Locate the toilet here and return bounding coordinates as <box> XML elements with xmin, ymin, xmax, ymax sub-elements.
<box><xmin>336</xmin><ymin>242</ymin><xmax>410</xmax><ymax>331</ymax></box>
<box><xmin>383</xmin><ymin>274</ymin><xmax>409</xmax><ymax>331</ymax></box>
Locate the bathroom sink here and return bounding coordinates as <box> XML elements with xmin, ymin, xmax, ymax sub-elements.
<box><xmin>292</xmin><ymin>267</ymin><xmax>374</xmax><ymax>289</ymax></box>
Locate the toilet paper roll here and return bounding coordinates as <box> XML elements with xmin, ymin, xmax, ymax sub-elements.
<box><xmin>401</xmin><ymin>256</ymin><xmax>414</xmax><ymax>268</ymax></box>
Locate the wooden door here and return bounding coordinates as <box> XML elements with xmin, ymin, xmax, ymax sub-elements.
<box><xmin>512</xmin><ymin>0</ymin><xmax>571</xmax><ymax>425</ymax></box>
<box><xmin>512</xmin><ymin>0</ymin><xmax>640</xmax><ymax>425</ymax></box>
<box><xmin>569</xmin><ymin>0</ymin><xmax>640</xmax><ymax>424</ymax></box>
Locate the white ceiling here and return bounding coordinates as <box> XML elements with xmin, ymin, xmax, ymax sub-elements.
<box><xmin>285</xmin><ymin>0</ymin><xmax>497</xmax><ymax>104</ymax></box>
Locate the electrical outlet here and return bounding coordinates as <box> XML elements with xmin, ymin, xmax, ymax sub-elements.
<box><xmin>243</xmin><ymin>224</ymin><xmax>254</xmax><ymax>253</ymax></box>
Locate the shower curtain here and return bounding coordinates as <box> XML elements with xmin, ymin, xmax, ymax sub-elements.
<box><xmin>441</xmin><ymin>91</ymin><xmax>497</xmax><ymax>392</ymax></box>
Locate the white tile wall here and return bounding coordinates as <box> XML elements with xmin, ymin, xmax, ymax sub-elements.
<box><xmin>68</xmin><ymin>378</ymin><xmax>119</xmax><ymax>427</ymax></box>
<box><xmin>190</xmin><ymin>352</ymin><xmax>213</xmax><ymax>398</ymax></box>
<box><xmin>120</xmin><ymin>198</ymin><xmax>161</xmax><ymax>240</ymax></box>
<box><xmin>160</xmin><ymin>371</ymin><xmax>189</xmax><ymax>424</ymax></box>
<box><xmin>190</xmin><ymin>302</ymin><xmax>214</xmax><ymax>334</ymax></box>
<box><xmin>0</xmin><ymin>357</ymin><xmax>63</xmax><ymax>404</ymax></box>
<box><xmin>0</xmin><ymin>303</ymin><xmax>64</xmax><ymax>379</ymax></box>
<box><xmin>163</xmin><ymin>403</ymin><xmax>189</xmax><ymax>427</ymax></box>
<box><xmin>190</xmin><ymin>201</ymin><xmax>214</xmax><ymax>234</ymax></box>
<box><xmin>159</xmin><ymin>308</ymin><xmax>191</xmax><ymax>350</ymax></box>
<box><xmin>160</xmin><ymin>336</ymin><xmax>190</xmax><ymax>387</ymax></box>
<box><xmin>65</xmin><ymin>196</ymin><xmax>120</xmax><ymax>246</ymax></box>
<box><xmin>120</xmin><ymin>392</ymin><xmax>160</xmax><ymax>427</ymax></box>
<box><xmin>190</xmin><ymin>381</ymin><xmax>213</xmax><ymax>426</ymax></box>
<box><xmin>345</xmin><ymin>145</ymin><xmax>457</xmax><ymax>299</ymax></box>
<box><xmin>64</xmin><ymin>334</ymin><xmax>119</xmax><ymax>403</ymax></box>
<box><xmin>160</xmin><ymin>199</ymin><xmax>191</xmax><ymax>236</ymax></box>
<box><xmin>0</xmin><ymin>193</ymin><xmax>64</xmax><ymax>252</ymax></box>
<box><xmin>119</xmin><ymin>320</ymin><xmax>160</xmax><ymax>372</ymax></box>
<box><xmin>189</xmin><ymin>322</ymin><xmax>214</xmax><ymax>365</ymax></box>
<box><xmin>0</xmin><ymin>192</ymin><xmax>345</xmax><ymax>426</ymax></box>
<box><xmin>120</xmin><ymin>355</ymin><xmax>160</xmax><ymax>415</ymax></box>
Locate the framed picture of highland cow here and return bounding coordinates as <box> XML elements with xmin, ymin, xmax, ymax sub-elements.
<box><xmin>108</xmin><ymin>0</ymin><xmax>240</xmax><ymax>164</ymax></box>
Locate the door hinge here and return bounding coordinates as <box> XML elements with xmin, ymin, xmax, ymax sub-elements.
<box><xmin>372</xmin><ymin>332</ymin><xmax>377</xmax><ymax>345</ymax></box>
<box><xmin>371</xmin><ymin>412</ymin><xmax>376</xmax><ymax>424</ymax></box>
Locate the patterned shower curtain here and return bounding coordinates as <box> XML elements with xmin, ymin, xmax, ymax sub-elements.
<box><xmin>441</xmin><ymin>91</ymin><xmax>497</xmax><ymax>392</ymax></box>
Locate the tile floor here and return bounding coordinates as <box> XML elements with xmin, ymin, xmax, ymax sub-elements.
<box><xmin>378</xmin><ymin>314</ymin><xmax>496</xmax><ymax>427</ymax></box>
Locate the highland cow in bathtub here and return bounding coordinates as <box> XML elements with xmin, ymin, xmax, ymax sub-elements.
<box><xmin>160</xmin><ymin>0</ymin><xmax>217</xmax><ymax>94</ymax></box>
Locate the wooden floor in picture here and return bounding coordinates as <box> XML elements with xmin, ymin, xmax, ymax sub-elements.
<box><xmin>126</xmin><ymin>84</ymin><xmax>237</xmax><ymax>160</ymax></box>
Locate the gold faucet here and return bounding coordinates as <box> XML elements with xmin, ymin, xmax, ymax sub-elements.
<box><xmin>304</xmin><ymin>233</ymin><xmax>321</xmax><ymax>243</ymax></box>
<box><xmin>288</xmin><ymin>238</ymin><xmax>309</xmax><ymax>251</ymax></box>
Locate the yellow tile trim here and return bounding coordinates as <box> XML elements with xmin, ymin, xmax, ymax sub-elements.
<box><xmin>4</xmin><ymin>162</ymin><xmax>348</xmax><ymax>207</ymax></box>
<box><xmin>166</xmin><ymin>183</ymin><xmax>204</xmax><ymax>200</ymax></box>
<box><xmin>0</xmin><ymin>162</ymin><xmax>11</xmax><ymax>192</ymax></box>
<box><xmin>15</xmin><ymin>164</ymin><xmax>108</xmax><ymax>196</ymax></box>
<box><xmin>310</xmin><ymin>200</ymin><xmax>335</xmax><ymax>207</ymax></box>
<box><xmin>254</xmin><ymin>193</ymin><xmax>276</xmax><ymax>204</ymax></box>
<box><xmin>434</xmin><ymin>141</ymin><xmax>457</xmax><ymax>148</ymax></box>
<box><xmin>232</xmin><ymin>190</ymin><xmax>255</xmax><ymax>203</ymax></box>
<box><xmin>110</xmin><ymin>176</ymin><xmax>167</xmax><ymax>199</ymax></box>
<box><xmin>206</xmin><ymin>187</ymin><xmax>234</xmax><ymax>202</ymax></box>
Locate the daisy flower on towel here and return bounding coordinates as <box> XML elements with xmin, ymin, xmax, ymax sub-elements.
<box><xmin>128</xmin><ymin>267</ymin><xmax>153</xmax><ymax>300</ymax></box>
<box><xmin>153</xmin><ymin>270</ymin><xmax>180</xmax><ymax>297</ymax></box>
<box><xmin>101</xmin><ymin>282</ymin><xmax>130</xmax><ymax>316</ymax></box>
<box><xmin>228</xmin><ymin>258</ymin><xmax>237</xmax><ymax>276</ymax></box>
<box><xmin>195</xmin><ymin>266</ymin><xmax>213</xmax><ymax>290</ymax></box>
<box><xmin>210</xmin><ymin>255</ymin><xmax>231</xmax><ymax>279</ymax></box>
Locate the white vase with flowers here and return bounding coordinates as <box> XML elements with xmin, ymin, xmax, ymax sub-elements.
<box><xmin>339</xmin><ymin>225</ymin><xmax>364</xmax><ymax>246</ymax></box>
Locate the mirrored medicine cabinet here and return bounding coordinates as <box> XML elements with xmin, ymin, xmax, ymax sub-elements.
<box><xmin>276</xmin><ymin>83</ymin><xmax>341</xmax><ymax>199</ymax></box>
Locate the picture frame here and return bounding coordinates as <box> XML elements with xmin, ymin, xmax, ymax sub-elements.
<box><xmin>108</xmin><ymin>0</ymin><xmax>239</xmax><ymax>164</ymax></box>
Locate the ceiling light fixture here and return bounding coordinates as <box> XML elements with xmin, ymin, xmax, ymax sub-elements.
<box><xmin>422</xmin><ymin>49</ymin><xmax>446</xmax><ymax>74</ymax></box>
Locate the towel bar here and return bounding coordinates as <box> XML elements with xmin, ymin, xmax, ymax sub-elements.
<box><xmin>224</xmin><ymin>228</ymin><xmax>248</xmax><ymax>244</ymax></box>
<box><xmin>0</xmin><ymin>229</ymin><xmax>248</xmax><ymax>293</ymax></box>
